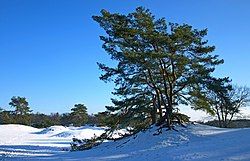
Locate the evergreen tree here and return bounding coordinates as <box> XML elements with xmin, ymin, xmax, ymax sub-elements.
<box><xmin>9</xmin><ymin>96</ymin><xmax>32</xmax><ymax>125</ymax></box>
<box><xmin>87</xmin><ymin>114</ymin><xmax>99</xmax><ymax>125</ymax></box>
<box><xmin>191</xmin><ymin>77</ymin><xmax>231</xmax><ymax>127</ymax></box>
<box><xmin>9</xmin><ymin>96</ymin><xmax>31</xmax><ymax>115</ymax></box>
<box><xmin>49</xmin><ymin>113</ymin><xmax>61</xmax><ymax>125</ymax></box>
<box><xmin>93</xmin><ymin>7</ymin><xmax>223</xmax><ymax>130</ymax></box>
<box><xmin>70</xmin><ymin>104</ymin><xmax>88</xmax><ymax>126</ymax></box>
<box><xmin>0</xmin><ymin>110</ymin><xmax>14</xmax><ymax>124</ymax></box>
<box><xmin>191</xmin><ymin>78</ymin><xmax>250</xmax><ymax>127</ymax></box>
<box><xmin>60</xmin><ymin>113</ymin><xmax>71</xmax><ymax>126</ymax></box>
<box><xmin>30</xmin><ymin>113</ymin><xmax>52</xmax><ymax>128</ymax></box>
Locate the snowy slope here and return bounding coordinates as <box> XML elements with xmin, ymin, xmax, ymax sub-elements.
<box><xmin>1</xmin><ymin>124</ymin><xmax>250</xmax><ymax>160</ymax></box>
<box><xmin>0</xmin><ymin>124</ymin><xmax>105</xmax><ymax>159</ymax></box>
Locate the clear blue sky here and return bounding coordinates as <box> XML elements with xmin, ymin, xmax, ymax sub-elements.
<box><xmin>1</xmin><ymin>0</ymin><xmax>250</xmax><ymax>115</ymax></box>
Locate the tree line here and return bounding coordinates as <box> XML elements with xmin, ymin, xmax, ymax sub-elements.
<box><xmin>0</xmin><ymin>96</ymin><xmax>110</xmax><ymax>128</ymax></box>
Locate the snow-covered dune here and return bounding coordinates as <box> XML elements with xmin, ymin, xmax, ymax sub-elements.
<box><xmin>0</xmin><ymin>124</ymin><xmax>105</xmax><ymax>147</ymax></box>
<box><xmin>0</xmin><ymin>124</ymin><xmax>105</xmax><ymax>159</ymax></box>
<box><xmin>55</xmin><ymin>124</ymin><xmax>250</xmax><ymax>161</ymax></box>
<box><xmin>1</xmin><ymin>124</ymin><xmax>250</xmax><ymax>161</ymax></box>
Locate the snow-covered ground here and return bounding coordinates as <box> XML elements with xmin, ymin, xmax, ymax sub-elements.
<box><xmin>0</xmin><ymin>124</ymin><xmax>250</xmax><ymax>161</ymax></box>
<box><xmin>0</xmin><ymin>124</ymin><xmax>105</xmax><ymax>160</ymax></box>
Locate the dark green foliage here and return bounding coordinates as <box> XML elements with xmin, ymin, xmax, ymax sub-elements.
<box><xmin>71</xmin><ymin>135</ymin><xmax>102</xmax><ymax>151</ymax></box>
<box><xmin>70</xmin><ymin>104</ymin><xmax>88</xmax><ymax>126</ymax></box>
<box><xmin>0</xmin><ymin>97</ymin><xmax>95</xmax><ymax>128</ymax></box>
<box><xmin>0</xmin><ymin>111</ymin><xmax>14</xmax><ymax>124</ymax></box>
<box><xmin>50</xmin><ymin>113</ymin><xmax>61</xmax><ymax>125</ymax></box>
<box><xmin>217</xmin><ymin>85</ymin><xmax>250</xmax><ymax>127</ymax></box>
<box><xmin>191</xmin><ymin>78</ymin><xmax>250</xmax><ymax>127</ymax></box>
<box><xmin>87</xmin><ymin>114</ymin><xmax>99</xmax><ymax>126</ymax></box>
<box><xmin>93</xmin><ymin>111</ymin><xmax>113</xmax><ymax>126</ymax></box>
<box><xmin>0</xmin><ymin>110</ymin><xmax>31</xmax><ymax>125</ymax></box>
<box><xmin>93</xmin><ymin>7</ymin><xmax>222</xmax><ymax>130</ymax></box>
<box><xmin>60</xmin><ymin>113</ymin><xmax>72</xmax><ymax>126</ymax></box>
<box><xmin>9</xmin><ymin>96</ymin><xmax>32</xmax><ymax>115</ymax></box>
<box><xmin>6</xmin><ymin>96</ymin><xmax>32</xmax><ymax>125</ymax></box>
<box><xmin>190</xmin><ymin>77</ymin><xmax>232</xmax><ymax>116</ymax></box>
<box><xmin>13</xmin><ymin>114</ymin><xmax>32</xmax><ymax>125</ymax></box>
<box><xmin>0</xmin><ymin>111</ymin><xmax>70</xmax><ymax>127</ymax></box>
<box><xmin>30</xmin><ymin>113</ymin><xmax>54</xmax><ymax>128</ymax></box>
<box><xmin>172</xmin><ymin>112</ymin><xmax>190</xmax><ymax>123</ymax></box>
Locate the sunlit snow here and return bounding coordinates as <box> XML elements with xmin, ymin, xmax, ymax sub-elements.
<box><xmin>0</xmin><ymin>124</ymin><xmax>250</xmax><ymax>160</ymax></box>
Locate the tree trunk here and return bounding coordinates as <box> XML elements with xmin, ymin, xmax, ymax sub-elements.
<box><xmin>151</xmin><ymin>96</ymin><xmax>157</xmax><ymax>124</ymax></box>
<box><xmin>216</xmin><ymin>107</ymin><xmax>222</xmax><ymax>128</ymax></box>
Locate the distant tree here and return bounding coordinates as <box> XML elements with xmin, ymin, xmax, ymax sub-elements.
<box><xmin>191</xmin><ymin>78</ymin><xmax>250</xmax><ymax>127</ymax></box>
<box><xmin>87</xmin><ymin>114</ymin><xmax>98</xmax><ymax>125</ymax></box>
<box><xmin>191</xmin><ymin>77</ymin><xmax>230</xmax><ymax>127</ymax></box>
<box><xmin>0</xmin><ymin>111</ymin><xmax>14</xmax><ymax>124</ymax></box>
<box><xmin>9</xmin><ymin>96</ymin><xmax>32</xmax><ymax>115</ymax></box>
<box><xmin>93</xmin><ymin>7</ymin><xmax>223</xmax><ymax>130</ymax></box>
<box><xmin>94</xmin><ymin>111</ymin><xmax>116</xmax><ymax>127</ymax></box>
<box><xmin>223</xmin><ymin>86</ymin><xmax>250</xmax><ymax>127</ymax></box>
<box><xmin>60</xmin><ymin>113</ymin><xmax>71</xmax><ymax>126</ymax></box>
<box><xmin>0</xmin><ymin>108</ymin><xmax>4</xmax><ymax>123</ymax></box>
<box><xmin>50</xmin><ymin>112</ymin><xmax>61</xmax><ymax>125</ymax></box>
<box><xmin>30</xmin><ymin>112</ymin><xmax>71</xmax><ymax>128</ymax></box>
<box><xmin>70</xmin><ymin>104</ymin><xmax>88</xmax><ymax>126</ymax></box>
<box><xmin>9</xmin><ymin>96</ymin><xmax>32</xmax><ymax>125</ymax></box>
<box><xmin>30</xmin><ymin>113</ymin><xmax>51</xmax><ymax>128</ymax></box>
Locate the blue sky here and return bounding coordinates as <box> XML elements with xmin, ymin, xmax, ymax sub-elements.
<box><xmin>1</xmin><ymin>0</ymin><xmax>250</xmax><ymax>115</ymax></box>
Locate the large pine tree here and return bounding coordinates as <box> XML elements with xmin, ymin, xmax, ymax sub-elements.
<box><xmin>93</xmin><ymin>7</ymin><xmax>223</xmax><ymax>130</ymax></box>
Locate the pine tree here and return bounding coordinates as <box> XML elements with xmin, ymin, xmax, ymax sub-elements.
<box><xmin>9</xmin><ymin>96</ymin><xmax>32</xmax><ymax>125</ymax></box>
<box><xmin>93</xmin><ymin>7</ymin><xmax>223</xmax><ymax>130</ymax></box>
<box><xmin>191</xmin><ymin>79</ymin><xmax>250</xmax><ymax>127</ymax></box>
<box><xmin>70</xmin><ymin>104</ymin><xmax>88</xmax><ymax>127</ymax></box>
<box><xmin>9</xmin><ymin>96</ymin><xmax>31</xmax><ymax>115</ymax></box>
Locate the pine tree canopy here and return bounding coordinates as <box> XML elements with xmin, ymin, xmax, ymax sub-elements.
<box><xmin>70</xmin><ymin>104</ymin><xmax>88</xmax><ymax>126</ymax></box>
<box><xmin>9</xmin><ymin>96</ymin><xmax>32</xmax><ymax>115</ymax></box>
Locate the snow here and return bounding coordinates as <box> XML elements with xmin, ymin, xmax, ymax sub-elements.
<box><xmin>1</xmin><ymin>123</ymin><xmax>250</xmax><ymax>160</ymax></box>
<box><xmin>0</xmin><ymin>124</ymin><xmax>105</xmax><ymax>159</ymax></box>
